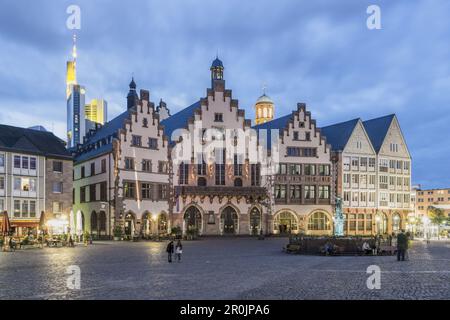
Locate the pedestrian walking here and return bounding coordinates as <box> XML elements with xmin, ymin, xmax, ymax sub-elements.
<box><xmin>166</xmin><ymin>240</ymin><xmax>174</xmax><ymax>263</ymax></box>
<box><xmin>175</xmin><ymin>240</ymin><xmax>183</xmax><ymax>262</ymax></box>
<box><xmin>397</xmin><ymin>229</ymin><xmax>408</xmax><ymax>261</ymax></box>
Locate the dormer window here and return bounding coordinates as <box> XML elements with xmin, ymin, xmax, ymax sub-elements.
<box><xmin>214</xmin><ymin>113</ymin><xmax>224</xmax><ymax>122</ymax></box>
<box><xmin>143</xmin><ymin>118</ymin><xmax>148</xmax><ymax>127</ymax></box>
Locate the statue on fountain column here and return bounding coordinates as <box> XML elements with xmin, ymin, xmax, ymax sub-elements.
<box><xmin>334</xmin><ymin>196</ymin><xmax>345</xmax><ymax>237</ymax></box>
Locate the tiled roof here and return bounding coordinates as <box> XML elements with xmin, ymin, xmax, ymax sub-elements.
<box><xmin>320</xmin><ymin>118</ymin><xmax>360</xmax><ymax>151</ymax></box>
<box><xmin>363</xmin><ymin>114</ymin><xmax>395</xmax><ymax>152</ymax></box>
<box><xmin>160</xmin><ymin>101</ymin><xmax>201</xmax><ymax>144</ymax></box>
<box><xmin>74</xmin><ymin>109</ymin><xmax>131</xmax><ymax>163</ymax></box>
<box><xmin>252</xmin><ymin>113</ymin><xmax>292</xmax><ymax>150</ymax></box>
<box><xmin>0</xmin><ymin>124</ymin><xmax>71</xmax><ymax>159</ymax></box>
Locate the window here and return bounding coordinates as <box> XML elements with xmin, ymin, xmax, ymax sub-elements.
<box><xmin>81</xmin><ymin>166</ymin><xmax>85</xmax><ymax>178</ymax></box>
<box><xmin>287</xmin><ymin>147</ymin><xmax>301</xmax><ymax>157</ymax></box>
<box><xmin>80</xmin><ymin>186</ymin><xmax>86</xmax><ymax>203</ymax></box>
<box><xmin>197</xmin><ymin>155</ymin><xmax>207</xmax><ymax>176</ymax></box>
<box><xmin>308</xmin><ymin>212</ymin><xmax>331</xmax><ymax>231</ymax></box>
<box><xmin>277</xmin><ymin>164</ymin><xmax>287</xmax><ymax>175</ymax></box>
<box><xmin>158</xmin><ymin>161</ymin><xmax>168</xmax><ymax>174</ymax></box>
<box><xmin>90</xmin><ymin>162</ymin><xmax>95</xmax><ymax>176</ymax></box>
<box><xmin>0</xmin><ymin>176</ymin><xmax>4</xmax><ymax>190</ymax></box>
<box><xmin>14</xmin><ymin>177</ymin><xmax>21</xmax><ymax>191</ymax></box>
<box><xmin>148</xmin><ymin>138</ymin><xmax>158</xmax><ymax>149</ymax></box>
<box><xmin>251</xmin><ymin>164</ymin><xmax>261</xmax><ymax>186</ymax></box>
<box><xmin>293</xmin><ymin>131</ymin><xmax>299</xmax><ymax>141</ymax></box>
<box><xmin>53</xmin><ymin>202</ymin><xmax>63</xmax><ymax>214</ymax></box>
<box><xmin>131</xmin><ymin>135</ymin><xmax>142</xmax><ymax>147</ymax></box>
<box><xmin>318</xmin><ymin>186</ymin><xmax>330</xmax><ymax>199</ymax></box>
<box><xmin>215</xmin><ymin>149</ymin><xmax>225</xmax><ymax>185</ymax></box>
<box><xmin>318</xmin><ymin>165</ymin><xmax>330</xmax><ymax>176</ymax></box>
<box><xmin>14</xmin><ymin>156</ymin><xmax>21</xmax><ymax>169</ymax></box>
<box><xmin>360</xmin><ymin>157</ymin><xmax>367</xmax><ymax>169</ymax></box>
<box><xmin>53</xmin><ymin>161</ymin><xmax>63</xmax><ymax>173</ymax></box>
<box><xmin>125</xmin><ymin>158</ymin><xmax>135</xmax><ymax>170</ymax></box>
<box><xmin>214</xmin><ymin>113</ymin><xmax>224</xmax><ymax>122</ymax></box>
<box><xmin>290</xmin><ymin>164</ymin><xmax>301</xmax><ymax>175</ymax></box>
<box><xmin>215</xmin><ymin>163</ymin><xmax>225</xmax><ymax>185</ymax></box>
<box><xmin>0</xmin><ymin>199</ymin><xmax>3</xmax><ymax>212</ymax></box>
<box><xmin>275</xmin><ymin>185</ymin><xmax>287</xmax><ymax>199</ymax></box>
<box><xmin>22</xmin><ymin>157</ymin><xmax>29</xmax><ymax>169</ymax></box>
<box><xmin>123</xmin><ymin>182</ymin><xmax>136</xmax><ymax>198</ymax></box>
<box><xmin>351</xmin><ymin>157</ymin><xmax>359</xmax><ymax>170</ymax></box>
<box><xmin>100</xmin><ymin>182</ymin><xmax>107</xmax><ymax>201</ymax></box>
<box><xmin>343</xmin><ymin>157</ymin><xmax>350</xmax><ymax>171</ymax></box>
<box><xmin>29</xmin><ymin>201</ymin><xmax>36</xmax><ymax>218</ymax></box>
<box><xmin>305</xmin><ymin>132</ymin><xmax>311</xmax><ymax>141</ymax></box>
<box><xmin>290</xmin><ymin>185</ymin><xmax>301</xmax><ymax>200</ymax></box>
<box><xmin>143</xmin><ymin>118</ymin><xmax>148</xmax><ymax>127</ymax></box>
<box><xmin>379</xmin><ymin>175</ymin><xmax>388</xmax><ymax>189</ymax></box>
<box><xmin>0</xmin><ymin>154</ymin><xmax>4</xmax><ymax>167</ymax></box>
<box><xmin>101</xmin><ymin>159</ymin><xmax>107</xmax><ymax>173</ymax></box>
<box><xmin>14</xmin><ymin>200</ymin><xmax>20</xmax><ymax>217</ymax></box>
<box><xmin>22</xmin><ymin>200</ymin><xmax>29</xmax><ymax>217</ymax></box>
<box><xmin>158</xmin><ymin>184</ymin><xmax>168</xmax><ymax>200</ymax></box>
<box><xmin>179</xmin><ymin>163</ymin><xmax>189</xmax><ymax>185</ymax></box>
<box><xmin>304</xmin><ymin>164</ymin><xmax>316</xmax><ymax>176</ymax></box>
<box><xmin>142</xmin><ymin>160</ymin><xmax>152</xmax><ymax>172</ymax></box>
<box><xmin>233</xmin><ymin>154</ymin><xmax>243</xmax><ymax>176</ymax></box>
<box><xmin>141</xmin><ymin>183</ymin><xmax>152</xmax><ymax>199</ymax></box>
<box><xmin>89</xmin><ymin>184</ymin><xmax>96</xmax><ymax>201</ymax></box>
<box><xmin>52</xmin><ymin>182</ymin><xmax>63</xmax><ymax>193</ymax></box>
<box><xmin>368</xmin><ymin>158</ymin><xmax>376</xmax><ymax>170</ymax></box>
<box><xmin>305</xmin><ymin>185</ymin><xmax>316</xmax><ymax>199</ymax></box>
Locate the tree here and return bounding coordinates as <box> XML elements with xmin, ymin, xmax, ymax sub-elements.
<box><xmin>428</xmin><ymin>206</ymin><xmax>447</xmax><ymax>240</ymax></box>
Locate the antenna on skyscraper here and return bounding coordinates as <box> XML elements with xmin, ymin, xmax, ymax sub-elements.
<box><xmin>72</xmin><ymin>33</ymin><xmax>77</xmax><ymax>62</ymax></box>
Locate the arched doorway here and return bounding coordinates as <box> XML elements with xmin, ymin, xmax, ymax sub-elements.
<box><xmin>99</xmin><ymin>211</ymin><xmax>107</xmax><ymax>237</ymax></box>
<box><xmin>124</xmin><ymin>212</ymin><xmax>135</xmax><ymax>237</ymax></box>
<box><xmin>249</xmin><ymin>207</ymin><xmax>261</xmax><ymax>236</ymax></box>
<box><xmin>197</xmin><ymin>177</ymin><xmax>207</xmax><ymax>187</ymax></box>
<box><xmin>375</xmin><ymin>212</ymin><xmax>388</xmax><ymax>235</ymax></box>
<box><xmin>184</xmin><ymin>206</ymin><xmax>202</xmax><ymax>233</ymax></box>
<box><xmin>76</xmin><ymin>211</ymin><xmax>85</xmax><ymax>237</ymax></box>
<box><xmin>158</xmin><ymin>213</ymin><xmax>168</xmax><ymax>235</ymax></box>
<box><xmin>221</xmin><ymin>206</ymin><xmax>238</xmax><ymax>235</ymax></box>
<box><xmin>274</xmin><ymin>211</ymin><xmax>298</xmax><ymax>235</ymax></box>
<box><xmin>91</xmin><ymin>211</ymin><xmax>98</xmax><ymax>237</ymax></box>
<box><xmin>392</xmin><ymin>213</ymin><xmax>401</xmax><ymax>233</ymax></box>
<box><xmin>307</xmin><ymin>211</ymin><xmax>332</xmax><ymax>234</ymax></box>
<box><xmin>234</xmin><ymin>178</ymin><xmax>243</xmax><ymax>187</ymax></box>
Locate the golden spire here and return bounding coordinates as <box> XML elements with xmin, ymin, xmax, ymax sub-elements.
<box><xmin>66</xmin><ymin>33</ymin><xmax>78</xmax><ymax>98</ymax></box>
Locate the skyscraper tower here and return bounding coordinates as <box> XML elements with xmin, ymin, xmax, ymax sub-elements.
<box><xmin>254</xmin><ymin>86</ymin><xmax>274</xmax><ymax>125</ymax></box>
<box><xmin>66</xmin><ymin>34</ymin><xmax>86</xmax><ymax>148</ymax></box>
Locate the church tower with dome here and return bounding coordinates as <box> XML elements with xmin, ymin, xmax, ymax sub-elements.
<box><xmin>254</xmin><ymin>89</ymin><xmax>274</xmax><ymax>125</ymax></box>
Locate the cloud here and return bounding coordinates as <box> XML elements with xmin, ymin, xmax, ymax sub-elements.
<box><xmin>0</xmin><ymin>0</ymin><xmax>449</xmax><ymax>188</ymax></box>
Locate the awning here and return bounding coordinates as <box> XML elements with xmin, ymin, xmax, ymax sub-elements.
<box><xmin>10</xmin><ymin>220</ymin><xmax>39</xmax><ymax>228</ymax></box>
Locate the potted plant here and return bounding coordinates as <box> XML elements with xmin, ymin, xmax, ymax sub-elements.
<box><xmin>171</xmin><ymin>226</ymin><xmax>182</xmax><ymax>240</ymax></box>
<box><xmin>113</xmin><ymin>226</ymin><xmax>123</xmax><ymax>241</ymax></box>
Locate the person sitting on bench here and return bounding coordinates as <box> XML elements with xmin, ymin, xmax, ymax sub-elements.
<box><xmin>362</xmin><ymin>241</ymin><xmax>372</xmax><ymax>255</ymax></box>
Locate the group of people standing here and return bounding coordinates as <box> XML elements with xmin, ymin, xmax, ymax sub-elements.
<box><xmin>166</xmin><ymin>240</ymin><xmax>183</xmax><ymax>263</ymax></box>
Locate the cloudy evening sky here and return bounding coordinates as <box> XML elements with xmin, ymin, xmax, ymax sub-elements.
<box><xmin>0</xmin><ymin>0</ymin><xmax>449</xmax><ymax>188</ymax></box>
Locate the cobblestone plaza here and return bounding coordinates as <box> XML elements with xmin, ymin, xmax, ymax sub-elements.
<box><xmin>1</xmin><ymin>238</ymin><xmax>449</xmax><ymax>300</ymax></box>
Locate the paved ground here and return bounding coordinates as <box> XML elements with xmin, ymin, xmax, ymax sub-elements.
<box><xmin>1</xmin><ymin>238</ymin><xmax>449</xmax><ymax>300</ymax></box>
